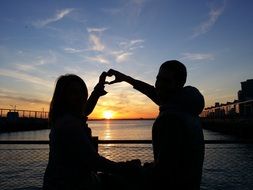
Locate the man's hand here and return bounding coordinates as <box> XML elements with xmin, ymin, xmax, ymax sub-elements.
<box><xmin>107</xmin><ymin>69</ymin><xmax>128</xmax><ymax>84</ymax></box>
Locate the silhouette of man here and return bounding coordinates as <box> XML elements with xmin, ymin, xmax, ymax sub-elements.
<box><xmin>107</xmin><ymin>60</ymin><xmax>205</xmax><ymax>190</ymax></box>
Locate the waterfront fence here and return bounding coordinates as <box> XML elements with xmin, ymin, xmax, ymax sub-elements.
<box><xmin>1</xmin><ymin>140</ymin><xmax>253</xmax><ymax>190</ymax></box>
<box><xmin>0</xmin><ymin>108</ymin><xmax>48</xmax><ymax>119</ymax></box>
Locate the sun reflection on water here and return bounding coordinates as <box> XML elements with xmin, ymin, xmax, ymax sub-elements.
<box><xmin>102</xmin><ymin>120</ymin><xmax>112</xmax><ymax>141</ymax></box>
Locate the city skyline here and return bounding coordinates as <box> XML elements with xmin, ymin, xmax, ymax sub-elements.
<box><xmin>0</xmin><ymin>0</ymin><xmax>253</xmax><ymax>119</ymax></box>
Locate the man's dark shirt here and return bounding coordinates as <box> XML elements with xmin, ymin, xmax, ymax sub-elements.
<box><xmin>152</xmin><ymin>108</ymin><xmax>204</xmax><ymax>189</ymax></box>
<box><xmin>131</xmin><ymin>79</ymin><xmax>205</xmax><ymax>190</ymax></box>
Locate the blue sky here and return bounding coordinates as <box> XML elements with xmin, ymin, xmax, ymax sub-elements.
<box><xmin>0</xmin><ymin>0</ymin><xmax>253</xmax><ymax>118</ymax></box>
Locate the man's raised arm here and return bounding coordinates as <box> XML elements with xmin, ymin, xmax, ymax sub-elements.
<box><xmin>107</xmin><ymin>69</ymin><xmax>160</xmax><ymax>105</ymax></box>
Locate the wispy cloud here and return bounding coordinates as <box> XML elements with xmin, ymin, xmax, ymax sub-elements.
<box><xmin>0</xmin><ymin>88</ymin><xmax>49</xmax><ymax>105</ymax></box>
<box><xmin>88</xmin><ymin>34</ymin><xmax>105</xmax><ymax>51</ymax></box>
<box><xmin>119</xmin><ymin>39</ymin><xmax>144</xmax><ymax>49</ymax></box>
<box><xmin>63</xmin><ymin>27</ymin><xmax>108</xmax><ymax>54</ymax></box>
<box><xmin>192</xmin><ymin>1</ymin><xmax>226</xmax><ymax>38</ymax></box>
<box><xmin>115</xmin><ymin>52</ymin><xmax>133</xmax><ymax>63</ymax></box>
<box><xmin>86</xmin><ymin>27</ymin><xmax>107</xmax><ymax>52</ymax></box>
<box><xmin>13</xmin><ymin>51</ymin><xmax>58</xmax><ymax>73</ymax></box>
<box><xmin>64</xmin><ymin>47</ymin><xmax>84</xmax><ymax>53</ymax></box>
<box><xmin>181</xmin><ymin>52</ymin><xmax>214</xmax><ymax>61</ymax></box>
<box><xmin>0</xmin><ymin>94</ymin><xmax>49</xmax><ymax>105</ymax></box>
<box><xmin>84</xmin><ymin>27</ymin><xmax>144</xmax><ymax>64</ymax></box>
<box><xmin>16</xmin><ymin>57</ymin><xmax>48</xmax><ymax>71</ymax></box>
<box><xmin>113</xmin><ymin>39</ymin><xmax>144</xmax><ymax>62</ymax></box>
<box><xmin>87</xmin><ymin>27</ymin><xmax>108</xmax><ymax>33</ymax></box>
<box><xmin>86</xmin><ymin>55</ymin><xmax>110</xmax><ymax>64</ymax></box>
<box><xmin>33</xmin><ymin>8</ymin><xmax>74</xmax><ymax>28</ymax></box>
<box><xmin>0</xmin><ymin>68</ymin><xmax>52</xmax><ymax>87</ymax></box>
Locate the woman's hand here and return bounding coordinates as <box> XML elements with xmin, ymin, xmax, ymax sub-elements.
<box><xmin>93</xmin><ymin>72</ymin><xmax>108</xmax><ymax>96</ymax></box>
<box><xmin>99</xmin><ymin>71</ymin><xmax>108</xmax><ymax>84</ymax></box>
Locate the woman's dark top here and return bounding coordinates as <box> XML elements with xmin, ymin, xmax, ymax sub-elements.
<box><xmin>43</xmin><ymin>114</ymin><xmax>121</xmax><ymax>190</ymax></box>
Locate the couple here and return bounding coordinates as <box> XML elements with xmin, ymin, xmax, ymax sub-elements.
<box><xmin>43</xmin><ymin>60</ymin><xmax>205</xmax><ymax>190</ymax></box>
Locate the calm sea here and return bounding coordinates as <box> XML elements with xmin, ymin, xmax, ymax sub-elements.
<box><xmin>0</xmin><ymin>119</ymin><xmax>253</xmax><ymax>190</ymax></box>
<box><xmin>0</xmin><ymin>119</ymin><xmax>242</xmax><ymax>141</ymax></box>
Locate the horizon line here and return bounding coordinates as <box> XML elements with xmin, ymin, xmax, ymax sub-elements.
<box><xmin>88</xmin><ymin>118</ymin><xmax>156</xmax><ymax>121</ymax></box>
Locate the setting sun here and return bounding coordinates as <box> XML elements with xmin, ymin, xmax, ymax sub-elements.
<box><xmin>103</xmin><ymin>111</ymin><xmax>114</xmax><ymax>119</ymax></box>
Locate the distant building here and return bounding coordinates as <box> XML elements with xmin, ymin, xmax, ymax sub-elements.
<box><xmin>238</xmin><ymin>79</ymin><xmax>253</xmax><ymax>101</ymax></box>
<box><xmin>201</xmin><ymin>79</ymin><xmax>253</xmax><ymax>118</ymax></box>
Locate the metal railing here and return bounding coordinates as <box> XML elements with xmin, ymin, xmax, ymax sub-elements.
<box><xmin>1</xmin><ymin>140</ymin><xmax>253</xmax><ymax>190</ymax></box>
<box><xmin>0</xmin><ymin>108</ymin><xmax>48</xmax><ymax>119</ymax></box>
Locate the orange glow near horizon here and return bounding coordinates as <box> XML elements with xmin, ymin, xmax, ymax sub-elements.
<box><xmin>89</xmin><ymin>105</ymin><xmax>158</xmax><ymax>119</ymax></box>
<box><xmin>1</xmin><ymin>97</ymin><xmax>159</xmax><ymax>119</ymax></box>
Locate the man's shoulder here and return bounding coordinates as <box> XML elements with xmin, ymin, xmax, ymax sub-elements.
<box><xmin>182</xmin><ymin>86</ymin><xmax>205</xmax><ymax>115</ymax></box>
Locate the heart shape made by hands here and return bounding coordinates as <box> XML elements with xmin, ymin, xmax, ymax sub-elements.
<box><xmin>105</xmin><ymin>75</ymin><xmax>116</xmax><ymax>84</ymax></box>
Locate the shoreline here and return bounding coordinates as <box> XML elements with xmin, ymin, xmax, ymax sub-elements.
<box><xmin>201</xmin><ymin>118</ymin><xmax>253</xmax><ymax>139</ymax></box>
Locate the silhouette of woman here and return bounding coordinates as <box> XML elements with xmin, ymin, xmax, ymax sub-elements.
<box><xmin>43</xmin><ymin>73</ymin><xmax>140</xmax><ymax>190</ymax></box>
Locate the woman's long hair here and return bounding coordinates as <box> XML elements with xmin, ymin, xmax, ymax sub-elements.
<box><xmin>49</xmin><ymin>74</ymin><xmax>88</xmax><ymax>124</ymax></box>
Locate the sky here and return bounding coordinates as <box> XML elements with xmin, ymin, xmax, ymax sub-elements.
<box><xmin>0</xmin><ymin>0</ymin><xmax>253</xmax><ymax>119</ymax></box>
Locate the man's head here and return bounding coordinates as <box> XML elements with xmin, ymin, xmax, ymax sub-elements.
<box><xmin>155</xmin><ymin>60</ymin><xmax>187</xmax><ymax>103</ymax></box>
